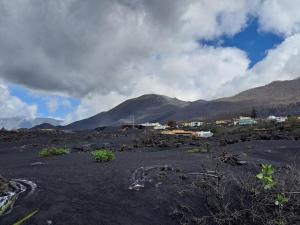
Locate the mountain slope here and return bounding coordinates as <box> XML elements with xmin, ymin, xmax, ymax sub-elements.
<box><xmin>219</xmin><ymin>78</ymin><xmax>300</xmax><ymax>105</ymax></box>
<box><xmin>64</xmin><ymin>94</ymin><xmax>190</xmax><ymax>130</ymax></box>
<box><xmin>64</xmin><ymin>77</ymin><xmax>300</xmax><ymax>130</ymax></box>
<box><xmin>172</xmin><ymin>77</ymin><xmax>300</xmax><ymax>120</ymax></box>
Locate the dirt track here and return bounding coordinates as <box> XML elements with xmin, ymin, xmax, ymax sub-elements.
<box><xmin>0</xmin><ymin>130</ymin><xmax>299</xmax><ymax>225</ymax></box>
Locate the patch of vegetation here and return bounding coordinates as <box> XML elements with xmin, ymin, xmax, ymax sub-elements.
<box><xmin>92</xmin><ymin>150</ymin><xmax>115</xmax><ymax>162</ymax></box>
<box><xmin>39</xmin><ymin>147</ymin><xmax>69</xmax><ymax>157</ymax></box>
<box><xmin>187</xmin><ymin>147</ymin><xmax>209</xmax><ymax>153</ymax></box>
<box><xmin>174</xmin><ymin>164</ymin><xmax>300</xmax><ymax>225</ymax></box>
<box><xmin>13</xmin><ymin>209</ymin><xmax>39</xmax><ymax>225</ymax></box>
<box><xmin>211</xmin><ymin>126</ymin><xmax>222</xmax><ymax>135</ymax></box>
<box><xmin>286</xmin><ymin>116</ymin><xmax>300</xmax><ymax>130</ymax></box>
<box><xmin>256</xmin><ymin>164</ymin><xmax>276</xmax><ymax>190</ymax></box>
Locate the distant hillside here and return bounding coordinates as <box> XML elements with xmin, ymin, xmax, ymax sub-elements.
<box><xmin>219</xmin><ymin>77</ymin><xmax>300</xmax><ymax>105</ymax></box>
<box><xmin>64</xmin><ymin>94</ymin><xmax>190</xmax><ymax>130</ymax></box>
<box><xmin>0</xmin><ymin>117</ymin><xmax>63</xmax><ymax>130</ymax></box>
<box><xmin>64</xmin><ymin>77</ymin><xmax>300</xmax><ymax>130</ymax></box>
<box><xmin>30</xmin><ymin>123</ymin><xmax>58</xmax><ymax>130</ymax></box>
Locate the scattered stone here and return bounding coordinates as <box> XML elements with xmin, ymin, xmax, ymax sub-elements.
<box><xmin>175</xmin><ymin>169</ymin><xmax>182</xmax><ymax>173</ymax></box>
<box><xmin>236</xmin><ymin>160</ymin><xmax>247</xmax><ymax>165</ymax></box>
<box><xmin>30</xmin><ymin>162</ymin><xmax>47</xmax><ymax>166</ymax></box>
<box><xmin>120</xmin><ymin>144</ymin><xmax>132</xmax><ymax>151</ymax></box>
<box><xmin>72</xmin><ymin>144</ymin><xmax>98</xmax><ymax>152</ymax></box>
<box><xmin>160</xmin><ymin>165</ymin><xmax>173</xmax><ymax>171</ymax></box>
<box><xmin>155</xmin><ymin>182</ymin><xmax>162</xmax><ymax>188</ymax></box>
<box><xmin>179</xmin><ymin>174</ymin><xmax>188</xmax><ymax>180</ymax></box>
<box><xmin>218</xmin><ymin>151</ymin><xmax>246</xmax><ymax>166</ymax></box>
<box><xmin>157</xmin><ymin>172</ymin><xmax>167</xmax><ymax>180</ymax></box>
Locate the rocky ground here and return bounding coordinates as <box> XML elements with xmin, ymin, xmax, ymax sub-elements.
<box><xmin>0</xmin><ymin>126</ymin><xmax>299</xmax><ymax>225</ymax></box>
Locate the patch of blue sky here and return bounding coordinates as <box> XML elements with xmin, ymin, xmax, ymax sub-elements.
<box><xmin>9</xmin><ymin>84</ymin><xmax>80</xmax><ymax>119</ymax></box>
<box><xmin>200</xmin><ymin>18</ymin><xmax>284</xmax><ymax>68</ymax></box>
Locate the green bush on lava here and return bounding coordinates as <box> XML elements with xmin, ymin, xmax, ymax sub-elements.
<box><xmin>187</xmin><ymin>147</ymin><xmax>209</xmax><ymax>154</ymax></box>
<box><xmin>256</xmin><ymin>164</ymin><xmax>276</xmax><ymax>190</ymax></box>
<box><xmin>39</xmin><ymin>147</ymin><xmax>69</xmax><ymax>157</ymax></box>
<box><xmin>92</xmin><ymin>150</ymin><xmax>115</xmax><ymax>162</ymax></box>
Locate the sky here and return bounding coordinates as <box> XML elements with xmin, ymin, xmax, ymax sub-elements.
<box><xmin>0</xmin><ymin>0</ymin><xmax>300</xmax><ymax>124</ymax></box>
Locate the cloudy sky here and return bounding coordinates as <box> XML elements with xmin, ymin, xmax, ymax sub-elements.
<box><xmin>0</xmin><ymin>0</ymin><xmax>300</xmax><ymax>124</ymax></box>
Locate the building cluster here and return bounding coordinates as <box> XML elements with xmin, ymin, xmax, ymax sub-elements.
<box><xmin>161</xmin><ymin>130</ymin><xmax>213</xmax><ymax>138</ymax></box>
<box><xmin>234</xmin><ymin>117</ymin><xmax>257</xmax><ymax>126</ymax></box>
<box><xmin>139</xmin><ymin>121</ymin><xmax>214</xmax><ymax>138</ymax></box>
<box><xmin>181</xmin><ymin>121</ymin><xmax>204</xmax><ymax>127</ymax></box>
<box><xmin>267</xmin><ymin>115</ymin><xmax>288</xmax><ymax>123</ymax></box>
<box><xmin>138</xmin><ymin>115</ymin><xmax>300</xmax><ymax>137</ymax></box>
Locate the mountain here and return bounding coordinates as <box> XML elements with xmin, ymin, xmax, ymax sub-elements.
<box><xmin>0</xmin><ymin>117</ymin><xmax>63</xmax><ymax>130</ymax></box>
<box><xmin>30</xmin><ymin>123</ymin><xmax>59</xmax><ymax>130</ymax></box>
<box><xmin>219</xmin><ymin>78</ymin><xmax>300</xmax><ymax>105</ymax></box>
<box><xmin>64</xmin><ymin>77</ymin><xmax>300</xmax><ymax>130</ymax></box>
<box><xmin>64</xmin><ymin>94</ymin><xmax>190</xmax><ymax>130</ymax></box>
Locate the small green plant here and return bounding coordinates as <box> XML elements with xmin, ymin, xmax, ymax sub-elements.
<box><xmin>92</xmin><ymin>150</ymin><xmax>115</xmax><ymax>162</ymax></box>
<box><xmin>256</xmin><ymin>164</ymin><xmax>276</xmax><ymax>190</ymax></box>
<box><xmin>275</xmin><ymin>193</ymin><xmax>289</xmax><ymax>207</ymax></box>
<box><xmin>187</xmin><ymin>147</ymin><xmax>209</xmax><ymax>153</ymax></box>
<box><xmin>273</xmin><ymin>194</ymin><xmax>289</xmax><ymax>225</ymax></box>
<box><xmin>39</xmin><ymin>147</ymin><xmax>69</xmax><ymax>157</ymax></box>
<box><xmin>275</xmin><ymin>218</ymin><xmax>286</xmax><ymax>225</ymax></box>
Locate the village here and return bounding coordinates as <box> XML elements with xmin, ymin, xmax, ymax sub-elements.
<box><xmin>139</xmin><ymin>115</ymin><xmax>300</xmax><ymax>138</ymax></box>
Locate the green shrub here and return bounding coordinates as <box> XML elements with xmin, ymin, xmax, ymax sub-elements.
<box><xmin>256</xmin><ymin>164</ymin><xmax>276</xmax><ymax>190</ymax></box>
<box><xmin>275</xmin><ymin>193</ymin><xmax>289</xmax><ymax>207</ymax></box>
<box><xmin>39</xmin><ymin>147</ymin><xmax>69</xmax><ymax>157</ymax></box>
<box><xmin>92</xmin><ymin>150</ymin><xmax>115</xmax><ymax>162</ymax></box>
<box><xmin>187</xmin><ymin>147</ymin><xmax>209</xmax><ymax>153</ymax></box>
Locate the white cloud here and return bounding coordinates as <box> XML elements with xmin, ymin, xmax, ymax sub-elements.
<box><xmin>64</xmin><ymin>92</ymin><xmax>127</xmax><ymax>124</ymax></box>
<box><xmin>46</xmin><ymin>98</ymin><xmax>59</xmax><ymax>114</ymax></box>
<box><xmin>0</xmin><ymin>0</ymin><xmax>253</xmax><ymax>97</ymax></box>
<box><xmin>180</xmin><ymin>0</ymin><xmax>258</xmax><ymax>40</ymax></box>
<box><xmin>218</xmin><ymin>34</ymin><xmax>300</xmax><ymax>97</ymax></box>
<box><xmin>251</xmin><ymin>34</ymin><xmax>300</xmax><ymax>82</ymax></box>
<box><xmin>61</xmin><ymin>99</ymin><xmax>72</xmax><ymax>109</ymax></box>
<box><xmin>0</xmin><ymin>80</ymin><xmax>37</xmax><ymax>119</ymax></box>
<box><xmin>257</xmin><ymin>0</ymin><xmax>300</xmax><ymax>37</ymax></box>
<box><xmin>0</xmin><ymin>0</ymin><xmax>300</xmax><ymax>122</ymax></box>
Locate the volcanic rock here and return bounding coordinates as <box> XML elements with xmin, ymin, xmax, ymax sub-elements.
<box><xmin>0</xmin><ymin>175</ymin><xmax>10</xmax><ymax>194</ymax></box>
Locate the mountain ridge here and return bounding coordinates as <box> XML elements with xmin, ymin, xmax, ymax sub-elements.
<box><xmin>63</xmin><ymin>77</ymin><xmax>300</xmax><ymax>130</ymax></box>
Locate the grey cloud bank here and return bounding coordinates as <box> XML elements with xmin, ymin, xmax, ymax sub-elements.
<box><xmin>0</xmin><ymin>0</ymin><xmax>299</xmax><ymax>121</ymax></box>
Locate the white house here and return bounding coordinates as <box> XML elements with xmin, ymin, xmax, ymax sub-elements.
<box><xmin>154</xmin><ymin>125</ymin><xmax>167</xmax><ymax>130</ymax></box>
<box><xmin>196</xmin><ymin>131</ymin><xmax>213</xmax><ymax>138</ymax></box>
<box><xmin>140</xmin><ymin>122</ymin><xmax>161</xmax><ymax>127</ymax></box>
<box><xmin>267</xmin><ymin>115</ymin><xmax>287</xmax><ymax>123</ymax></box>
<box><xmin>235</xmin><ymin>117</ymin><xmax>257</xmax><ymax>126</ymax></box>
<box><xmin>182</xmin><ymin>121</ymin><xmax>204</xmax><ymax>127</ymax></box>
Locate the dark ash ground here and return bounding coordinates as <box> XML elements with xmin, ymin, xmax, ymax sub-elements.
<box><xmin>0</xmin><ymin>127</ymin><xmax>299</xmax><ymax>225</ymax></box>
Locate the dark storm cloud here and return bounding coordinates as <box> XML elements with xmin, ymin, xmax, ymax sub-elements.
<box><xmin>1</xmin><ymin>0</ymin><xmax>299</xmax><ymax>115</ymax></box>
<box><xmin>0</xmin><ymin>0</ymin><xmax>187</xmax><ymax>97</ymax></box>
